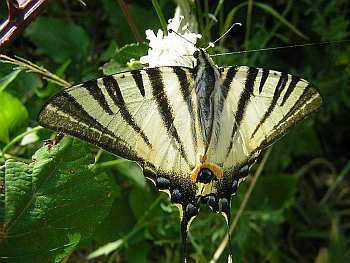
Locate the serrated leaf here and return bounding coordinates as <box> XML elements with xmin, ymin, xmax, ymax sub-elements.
<box><xmin>101</xmin><ymin>60</ymin><xmax>126</xmax><ymax>75</ymax></box>
<box><xmin>0</xmin><ymin>91</ymin><xmax>29</xmax><ymax>143</ymax></box>
<box><xmin>25</xmin><ymin>17</ymin><xmax>90</xmax><ymax>63</ymax></box>
<box><xmin>0</xmin><ymin>137</ymin><xmax>118</xmax><ymax>263</ymax></box>
<box><xmin>113</xmin><ymin>43</ymin><xmax>148</xmax><ymax>65</ymax></box>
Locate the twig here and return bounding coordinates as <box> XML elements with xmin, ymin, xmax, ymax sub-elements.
<box><xmin>210</xmin><ymin>148</ymin><xmax>272</xmax><ymax>263</ymax></box>
<box><xmin>116</xmin><ymin>0</ymin><xmax>144</xmax><ymax>43</ymax></box>
<box><xmin>0</xmin><ymin>54</ymin><xmax>70</xmax><ymax>87</ymax></box>
<box><xmin>1</xmin><ymin>126</ymin><xmax>44</xmax><ymax>160</ymax></box>
<box><xmin>0</xmin><ymin>0</ymin><xmax>50</xmax><ymax>50</ymax></box>
<box><xmin>320</xmin><ymin>159</ymin><xmax>350</xmax><ymax>205</ymax></box>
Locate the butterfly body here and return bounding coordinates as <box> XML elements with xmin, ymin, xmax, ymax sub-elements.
<box><xmin>38</xmin><ymin>48</ymin><xmax>321</xmax><ymax>261</ymax></box>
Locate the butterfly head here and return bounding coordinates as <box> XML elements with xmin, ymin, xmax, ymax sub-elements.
<box><xmin>193</xmin><ymin>48</ymin><xmax>218</xmax><ymax>70</ymax></box>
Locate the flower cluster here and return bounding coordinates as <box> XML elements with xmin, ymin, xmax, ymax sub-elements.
<box><xmin>140</xmin><ymin>8</ymin><xmax>201</xmax><ymax>68</ymax></box>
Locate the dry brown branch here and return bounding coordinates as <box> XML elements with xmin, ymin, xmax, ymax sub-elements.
<box><xmin>0</xmin><ymin>0</ymin><xmax>50</xmax><ymax>51</ymax></box>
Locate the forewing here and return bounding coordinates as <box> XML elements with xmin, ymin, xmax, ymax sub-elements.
<box><xmin>210</xmin><ymin>66</ymin><xmax>322</xmax><ymax>172</ymax></box>
<box><xmin>38</xmin><ymin>67</ymin><xmax>198</xmax><ymax>178</ymax></box>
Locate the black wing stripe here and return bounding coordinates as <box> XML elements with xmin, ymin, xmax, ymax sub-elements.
<box><xmin>42</xmin><ymin>91</ymin><xmax>143</xmax><ymax>162</ymax></box>
<box><xmin>250</xmin><ymin>72</ymin><xmax>289</xmax><ymax>139</ymax></box>
<box><xmin>225</xmin><ymin>67</ymin><xmax>259</xmax><ymax>158</ymax></box>
<box><xmin>274</xmin><ymin>84</ymin><xmax>318</xmax><ymax>131</ymax></box>
<box><xmin>258</xmin><ymin>69</ymin><xmax>269</xmax><ymax>93</ymax></box>
<box><xmin>131</xmin><ymin>70</ymin><xmax>146</xmax><ymax>97</ymax></box>
<box><xmin>172</xmin><ymin>66</ymin><xmax>198</xmax><ymax>150</ymax></box>
<box><xmin>281</xmin><ymin>75</ymin><xmax>300</xmax><ymax>106</ymax></box>
<box><xmin>50</xmin><ymin>91</ymin><xmax>116</xmax><ymax>138</ymax></box>
<box><xmin>250</xmin><ymin>84</ymin><xmax>320</xmax><ymax>157</ymax></box>
<box><xmin>102</xmin><ymin>75</ymin><xmax>153</xmax><ymax>148</ymax></box>
<box><xmin>221</xmin><ymin>66</ymin><xmax>238</xmax><ymax>112</ymax></box>
<box><xmin>146</xmin><ymin>67</ymin><xmax>191</xmax><ymax>166</ymax></box>
<box><xmin>84</xmin><ymin>79</ymin><xmax>114</xmax><ymax>115</ymax></box>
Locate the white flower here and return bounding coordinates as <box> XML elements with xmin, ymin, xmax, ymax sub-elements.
<box><xmin>20</xmin><ymin>127</ymin><xmax>39</xmax><ymax>146</ymax></box>
<box><xmin>140</xmin><ymin>7</ymin><xmax>201</xmax><ymax>68</ymax></box>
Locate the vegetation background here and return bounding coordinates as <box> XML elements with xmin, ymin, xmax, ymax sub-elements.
<box><xmin>0</xmin><ymin>0</ymin><xmax>349</xmax><ymax>262</ymax></box>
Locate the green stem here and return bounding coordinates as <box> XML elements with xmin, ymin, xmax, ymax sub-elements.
<box><xmin>320</xmin><ymin>160</ymin><xmax>350</xmax><ymax>205</ymax></box>
<box><xmin>116</xmin><ymin>0</ymin><xmax>144</xmax><ymax>42</ymax></box>
<box><xmin>152</xmin><ymin>0</ymin><xmax>168</xmax><ymax>34</ymax></box>
<box><xmin>91</xmin><ymin>159</ymin><xmax>129</xmax><ymax>172</ymax></box>
<box><xmin>94</xmin><ymin>149</ymin><xmax>104</xmax><ymax>164</ymax></box>
<box><xmin>1</xmin><ymin>126</ymin><xmax>44</xmax><ymax>160</ymax></box>
<box><xmin>244</xmin><ymin>0</ymin><xmax>254</xmax><ymax>62</ymax></box>
<box><xmin>107</xmin><ymin>196</ymin><xmax>163</xmax><ymax>261</ymax></box>
<box><xmin>210</xmin><ymin>147</ymin><xmax>272</xmax><ymax>262</ymax></box>
<box><xmin>196</xmin><ymin>0</ymin><xmax>204</xmax><ymax>35</ymax></box>
<box><xmin>250</xmin><ymin>0</ymin><xmax>293</xmax><ymax>64</ymax></box>
<box><xmin>202</xmin><ymin>0</ymin><xmax>225</xmax><ymax>44</ymax></box>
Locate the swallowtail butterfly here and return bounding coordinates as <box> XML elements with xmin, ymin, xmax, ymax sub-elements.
<box><xmin>38</xmin><ymin>48</ymin><xmax>322</xmax><ymax>262</ymax></box>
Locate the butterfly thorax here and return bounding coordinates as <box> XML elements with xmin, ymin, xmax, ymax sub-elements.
<box><xmin>193</xmin><ymin>49</ymin><xmax>222</xmax><ymax>149</ymax></box>
<box><xmin>190</xmin><ymin>49</ymin><xmax>226</xmax><ymax>187</ymax></box>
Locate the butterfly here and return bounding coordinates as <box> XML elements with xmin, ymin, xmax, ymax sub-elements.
<box><xmin>38</xmin><ymin>47</ymin><xmax>322</xmax><ymax>262</ymax></box>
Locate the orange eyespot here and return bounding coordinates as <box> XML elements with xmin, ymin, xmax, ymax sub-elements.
<box><xmin>191</xmin><ymin>156</ymin><xmax>223</xmax><ymax>184</ymax></box>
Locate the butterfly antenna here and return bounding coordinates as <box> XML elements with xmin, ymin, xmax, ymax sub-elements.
<box><xmin>205</xmin><ymin>22</ymin><xmax>242</xmax><ymax>50</ymax></box>
<box><xmin>168</xmin><ymin>29</ymin><xmax>197</xmax><ymax>47</ymax></box>
<box><xmin>210</xmin><ymin>39</ymin><xmax>350</xmax><ymax>56</ymax></box>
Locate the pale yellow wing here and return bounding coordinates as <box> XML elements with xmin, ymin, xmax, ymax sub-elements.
<box><xmin>38</xmin><ymin>67</ymin><xmax>199</xmax><ymax>179</ymax></box>
<box><xmin>206</xmin><ymin>66</ymin><xmax>322</xmax><ymax>172</ymax></box>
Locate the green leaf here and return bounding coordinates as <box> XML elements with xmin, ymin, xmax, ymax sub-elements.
<box><xmin>129</xmin><ymin>188</ymin><xmax>156</xmax><ymax>219</ymax></box>
<box><xmin>113</xmin><ymin>43</ymin><xmax>149</xmax><ymax>65</ymax></box>
<box><xmin>93</xmin><ymin>193</ymin><xmax>136</xmax><ymax>245</ymax></box>
<box><xmin>8</xmin><ymin>72</ymin><xmax>43</xmax><ymax>101</ymax></box>
<box><xmin>99</xmin><ymin>40</ymin><xmax>119</xmax><ymax>62</ymax></box>
<box><xmin>88</xmin><ymin>239</ymin><xmax>124</xmax><ymax>259</ymax></box>
<box><xmin>115</xmin><ymin>161</ymin><xmax>146</xmax><ymax>189</ymax></box>
<box><xmin>25</xmin><ymin>17</ymin><xmax>90</xmax><ymax>63</ymax></box>
<box><xmin>0</xmin><ymin>91</ymin><xmax>29</xmax><ymax>143</ymax></box>
<box><xmin>0</xmin><ymin>137</ymin><xmax>118</xmax><ymax>263</ymax></box>
<box><xmin>101</xmin><ymin>60</ymin><xmax>126</xmax><ymax>75</ymax></box>
<box><xmin>0</xmin><ymin>70</ymin><xmax>21</xmax><ymax>92</ymax></box>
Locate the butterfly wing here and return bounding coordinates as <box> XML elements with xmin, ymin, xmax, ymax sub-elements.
<box><xmin>38</xmin><ymin>67</ymin><xmax>199</xmax><ymax>180</ymax></box>
<box><xmin>207</xmin><ymin>66</ymin><xmax>322</xmax><ymax>172</ymax></box>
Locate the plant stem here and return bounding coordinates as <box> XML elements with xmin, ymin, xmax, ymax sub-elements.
<box><xmin>210</xmin><ymin>147</ymin><xmax>272</xmax><ymax>263</ymax></box>
<box><xmin>91</xmin><ymin>159</ymin><xmax>130</xmax><ymax>172</ymax></box>
<box><xmin>116</xmin><ymin>0</ymin><xmax>144</xmax><ymax>43</ymax></box>
<box><xmin>244</xmin><ymin>0</ymin><xmax>254</xmax><ymax>62</ymax></box>
<box><xmin>2</xmin><ymin>126</ymin><xmax>44</xmax><ymax>160</ymax></box>
<box><xmin>107</xmin><ymin>195</ymin><xmax>163</xmax><ymax>262</ymax></box>
<box><xmin>320</xmin><ymin>160</ymin><xmax>350</xmax><ymax>205</ymax></box>
<box><xmin>0</xmin><ymin>55</ymin><xmax>70</xmax><ymax>87</ymax></box>
<box><xmin>152</xmin><ymin>0</ymin><xmax>168</xmax><ymax>34</ymax></box>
